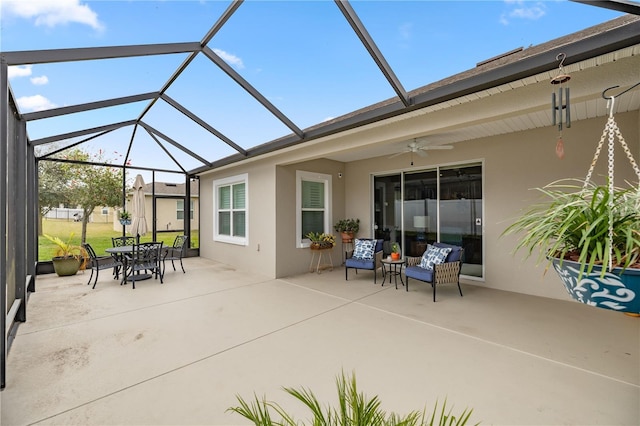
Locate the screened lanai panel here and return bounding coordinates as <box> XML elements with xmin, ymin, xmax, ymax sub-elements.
<box><xmin>9</xmin><ymin>54</ymin><xmax>189</xmax><ymax>114</ymax></box>
<box><xmin>161</xmin><ymin>53</ymin><xmax>294</xmax><ymax>153</ymax></box>
<box><xmin>209</xmin><ymin>1</ymin><xmax>397</xmax><ymax>133</ymax></box>
<box><xmin>125</xmin><ymin>124</ymin><xmax>209</xmax><ymax>173</ymax></box>
<box><xmin>1</xmin><ymin>1</ymin><xmax>229</xmax><ymax>50</ymax></box>
<box><xmin>34</xmin><ymin>126</ymin><xmax>137</xmax><ymax>164</ymax></box>
<box><xmin>26</xmin><ymin>101</ymin><xmax>150</xmax><ymax>144</ymax></box>
<box><xmin>352</xmin><ymin>1</ymin><xmax>624</xmax><ymax>90</ymax></box>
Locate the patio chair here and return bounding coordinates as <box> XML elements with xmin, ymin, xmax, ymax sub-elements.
<box><xmin>404</xmin><ymin>242</ymin><xmax>464</xmax><ymax>302</ymax></box>
<box><xmin>112</xmin><ymin>236</ymin><xmax>136</xmax><ymax>247</ymax></box>
<box><xmin>125</xmin><ymin>242</ymin><xmax>164</xmax><ymax>289</ymax></box>
<box><xmin>162</xmin><ymin>235</ymin><xmax>189</xmax><ymax>275</ymax></box>
<box><xmin>83</xmin><ymin>243</ymin><xmax>123</xmax><ymax>289</ymax></box>
<box><xmin>111</xmin><ymin>236</ymin><xmax>136</xmax><ymax>277</ymax></box>
<box><xmin>345</xmin><ymin>238</ymin><xmax>384</xmax><ymax>283</ymax></box>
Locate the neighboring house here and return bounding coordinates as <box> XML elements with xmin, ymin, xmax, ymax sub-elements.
<box><xmin>198</xmin><ymin>16</ymin><xmax>640</xmax><ymax>301</ymax></box>
<box><xmin>114</xmin><ymin>181</ymin><xmax>200</xmax><ymax>232</ymax></box>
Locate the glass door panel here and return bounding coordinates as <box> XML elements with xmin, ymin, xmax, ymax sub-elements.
<box><xmin>373</xmin><ymin>174</ymin><xmax>401</xmax><ymax>256</ymax></box>
<box><xmin>403</xmin><ymin>170</ymin><xmax>438</xmax><ymax>257</ymax></box>
<box><xmin>438</xmin><ymin>164</ymin><xmax>483</xmax><ymax>278</ymax></box>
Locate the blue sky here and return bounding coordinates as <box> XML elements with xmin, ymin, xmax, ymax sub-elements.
<box><xmin>1</xmin><ymin>0</ymin><xmax>625</xmax><ymax>177</ymax></box>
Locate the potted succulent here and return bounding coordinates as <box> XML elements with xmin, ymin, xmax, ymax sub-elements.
<box><xmin>44</xmin><ymin>233</ymin><xmax>87</xmax><ymax>276</ymax></box>
<box><xmin>503</xmin><ymin>178</ymin><xmax>640</xmax><ymax>313</ymax></box>
<box><xmin>391</xmin><ymin>242</ymin><xmax>401</xmax><ymax>260</ymax></box>
<box><xmin>334</xmin><ymin>218</ymin><xmax>360</xmax><ymax>243</ymax></box>
<box><xmin>119</xmin><ymin>210</ymin><xmax>131</xmax><ymax>225</ymax></box>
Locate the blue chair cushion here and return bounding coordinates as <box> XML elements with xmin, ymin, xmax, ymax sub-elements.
<box><xmin>345</xmin><ymin>257</ymin><xmax>374</xmax><ymax>270</ymax></box>
<box><xmin>353</xmin><ymin>239</ymin><xmax>375</xmax><ymax>260</ymax></box>
<box><xmin>433</xmin><ymin>242</ymin><xmax>463</xmax><ymax>262</ymax></box>
<box><xmin>420</xmin><ymin>244</ymin><xmax>452</xmax><ymax>270</ymax></box>
<box><xmin>405</xmin><ymin>265</ymin><xmax>434</xmax><ymax>283</ymax></box>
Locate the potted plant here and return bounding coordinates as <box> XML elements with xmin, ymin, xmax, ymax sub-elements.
<box><xmin>119</xmin><ymin>210</ymin><xmax>131</xmax><ymax>225</ymax></box>
<box><xmin>306</xmin><ymin>232</ymin><xmax>336</xmax><ymax>250</ymax></box>
<box><xmin>44</xmin><ymin>233</ymin><xmax>87</xmax><ymax>276</ymax></box>
<box><xmin>334</xmin><ymin>218</ymin><xmax>360</xmax><ymax>243</ymax></box>
<box><xmin>391</xmin><ymin>242</ymin><xmax>401</xmax><ymax>260</ymax></box>
<box><xmin>503</xmin><ymin>178</ymin><xmax>640</xmax><ymax>313</ymax></box>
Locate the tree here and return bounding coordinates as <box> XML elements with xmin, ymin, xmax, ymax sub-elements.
<box><xmin>39</xmin><ymin>148</ymin><xmax>125</xmax><ymax>242</ymax></box>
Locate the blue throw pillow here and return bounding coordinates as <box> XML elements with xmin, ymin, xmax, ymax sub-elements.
<box><xmin>420</xmin><ymin>245</ymin><xmax>452</xmax><ymax>271</ymax></box>
<box><xmin>353</xmin><ymin>239</ymin><xmax>375</xmax><ymax>261</ymax></box>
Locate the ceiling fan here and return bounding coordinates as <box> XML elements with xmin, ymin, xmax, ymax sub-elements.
<box><xmin>389</xmin><ymin>140</ymin><xmax>453</xmax><ymax>164</ymax></box>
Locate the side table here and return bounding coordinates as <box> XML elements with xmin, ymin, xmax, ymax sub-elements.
<box><xmin>309</xmin><ymin>247</ymin><xmax>334</xmax><ymax>273</ymax></box>
<box><xmin>381</xmin><ymin>257</ymin><xmax>404</xmax><ymax>289</ymax></box>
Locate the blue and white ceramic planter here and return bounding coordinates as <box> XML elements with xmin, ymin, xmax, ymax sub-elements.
<box><xmin>551</xmin><ymin>258</ymin><xmax>640</xmax><ymax>313</ymax></box>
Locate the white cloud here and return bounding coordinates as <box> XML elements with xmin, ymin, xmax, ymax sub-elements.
<box><xmin>3</xmin><ymin>0</ymin><xmax>104</xmax><ymax>31</ymax></box>
<box><xmin>16</xmin><ymin>95</ymin><xmax>57</xmax><ymax>112</ymax></box>
<box><xmin>31</xmin><ymin>75</ymin><xmax>49</xmax><ymax>85</ymax></box>
<box><xmin>8</xmin><ymin>65</ymin><xmax>33</xmax><ymax>79</ymax></box>
<box><xmin>398</xmin><ymin>23</ymin><xmax>412</xmax><ymax>41</ymax></box>
<box><xmin>213</xmin><ymin>48</ymin><xmax>245</xmax><ymax>69</ymax></box>
<box><xmin>501</xmin><ymin>1</ymin><xmax>546</xmax><ymax>25</ymax></box>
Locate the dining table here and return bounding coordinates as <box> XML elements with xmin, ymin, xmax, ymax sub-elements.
<box><xmin>105</xmin><ymin>245</ymin><xmax>152</xmax><ymax>282</ymax></box>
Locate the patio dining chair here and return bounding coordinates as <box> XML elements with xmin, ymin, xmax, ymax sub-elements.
<box><xmin>125</xmin><ymin>242</ymin><xmax>164</xmax><ymax>289</ymax></box>
<box><xmin>83</xmin><ymin>243</ymin><xmax>124</xmax><ymax>289</ymax></box>
<box><xmin>112</xmin><ymin>236</ymin><xmax>136</xmax><ymax>247</ymax></box>
<box><xmin>111</xmin><ymin>236</ymin><xmax>136</xmax><ymax>277</ymax></box>
<box><xmin>162</xmin><ymin>235</ymin><xmax>189</xmax><ymax>275</ymax></box>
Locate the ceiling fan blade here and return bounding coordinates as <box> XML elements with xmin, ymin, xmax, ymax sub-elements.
<box><xmin>422</xmin><ymin>145</ymin><xmax>454</xmax><ymax>150</ymax></box>
<box><xmin>416</xmin><ymin>150</ymin><xmax>428</xmax><ymax>157</ymax></box>
<box><xmin>388</xmin><ymin>151</ymin><xmax>407</xmax><ymax>159</ymax></box>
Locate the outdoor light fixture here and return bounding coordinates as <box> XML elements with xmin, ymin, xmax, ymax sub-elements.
<box><xmin>551</xmin><ymin>53</ymin><xmax>571</xmax><ymax>159</ymax></box>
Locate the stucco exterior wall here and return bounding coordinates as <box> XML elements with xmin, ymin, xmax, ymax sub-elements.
<box><xmin>275</xmin><ymin>159</ymin><xmax>345</xmax><ymax>277</ymax></box>
<box><xmin>199</xmin><ymin>160</ymin><xmax>277</xmax><ymax>277</ymax></box>
<box><xmin>347</xmin><ymin>110</ymin><xmax>639</xmax><ymax>300</ymax></box>
<box><xmin>198</xmin><ymin>108</ymin><xmax>638</xmax><ymax>301</ymax></box>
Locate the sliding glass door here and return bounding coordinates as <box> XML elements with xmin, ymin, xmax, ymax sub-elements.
<box><xmin>373</xmin><ymin>163</ymin><xmax>483</xmax><ymax>278</ymax></box>
<box><xmin>438</xmin><ymin>165</ymin><xmax>483</xmax><ymax>277</ymax></box>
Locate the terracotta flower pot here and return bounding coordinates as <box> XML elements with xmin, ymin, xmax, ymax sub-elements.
<box><xmin>391</xmin><ymin>252</ymin><xmax>400</xmax><ymax>261</ymax></box>
<box><xmin>341</xmin><ymin>232</ymin><xmax>354</xmax><ymax>243</ymax></box>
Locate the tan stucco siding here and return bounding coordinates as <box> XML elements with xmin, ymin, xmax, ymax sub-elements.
<box><xmin>200</xmin><ymin>161</ymin><xmax>277</xmax><ymax>278</ymax></box>
<box><xmin>347</xmin><ymin>110</ymin><xmax>639</xmax><ymax>300</ymax></box>
<box><xmin>199</xmin><ymin>110</ymin><xmax>638</xmax><ymax>301</ymax></box>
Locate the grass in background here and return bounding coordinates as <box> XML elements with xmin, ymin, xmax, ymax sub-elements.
<box><xmin>39</xmin><ymin>219</ymin><xmax>199</xmax><ymax>261</ymax></box>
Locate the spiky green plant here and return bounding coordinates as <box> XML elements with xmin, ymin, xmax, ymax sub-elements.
<box><xmin>43</xmin><ymin>233</ymin><xmax>85</xmax><ymax>260</ymax></box>
<box><xmin>227</xmin><ymin>371</ymin><xmax>477</xmax><ymax>426</ymax></box>
<box><xmin>502</xmin><ymin>179</ymin><xmax>640</xmax><ymax>277</ymax></box>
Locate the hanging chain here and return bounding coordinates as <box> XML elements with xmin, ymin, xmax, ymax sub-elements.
<box><xmin>582</xmin><ymin>96</ymin><xmax>640</xmax><ymax>272</ymax></box>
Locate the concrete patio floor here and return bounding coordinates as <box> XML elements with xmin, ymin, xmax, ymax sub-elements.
<box><xmin>1</xmin><ymin>257</ymin><xmax>638</xmax><ymax>425</ymax></box>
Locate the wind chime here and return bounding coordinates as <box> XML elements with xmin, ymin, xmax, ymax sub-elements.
<box><xmin>551</xmin><ymin>53</ymin><xmax>571</xmax><ymax>159</ymax></box>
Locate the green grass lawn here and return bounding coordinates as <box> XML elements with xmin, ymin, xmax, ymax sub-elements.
<box><xmin>40</xmin><ymin>219</ymin><xmax>199</xmax><ymax>261</ymax></box>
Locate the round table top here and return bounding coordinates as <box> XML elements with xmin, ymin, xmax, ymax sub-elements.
<box><xmin>381</xmin><ymin>257</ymin><xmax>404</xmax><ymax>264</ymax></box>
<box><xmin>105</xmin><ymin>245</ymin><xmax>134</xmax><ymax>253</ymax></box>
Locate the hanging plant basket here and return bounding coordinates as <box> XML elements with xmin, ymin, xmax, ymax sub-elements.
<box><xmin>550</xmin><ymin>258</ymin><xmax>640</xmax><ymax>313</ymax></box>
<box><xmin>503</xmin><ymin>88</ymin><xmax>640</xmax><ymax>315</ymax></box>
<box><xmin>119</xmin><ymin>219</ymin><xmax>131</xmax><ymax>225</ymax></box>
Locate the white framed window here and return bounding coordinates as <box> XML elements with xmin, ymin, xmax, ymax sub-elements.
<box><xmin>177</xmin><ymin>199</ymin><xmax>194</xmax><ymax>220</ymax></box>
<box><xmin>296</xmin><ymin>170</ymin><xmax>332</xmax><ymax>248</ymax></box>
<box><xmin>214</xmin><ymin>174</ymin><xmax>248</xmax><ymax>245</ymax></box>
<box><xmin>101</xmin><ymin>208</ymin><xmax>108</xmax><ymax>215</ymax></box>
